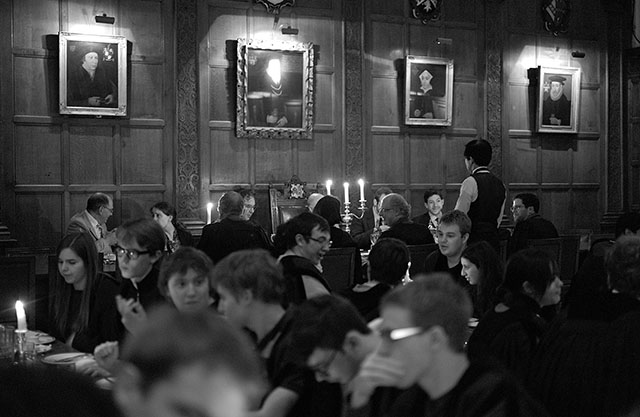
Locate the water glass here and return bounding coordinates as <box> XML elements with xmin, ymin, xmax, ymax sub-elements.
<box><xmin>0</xmin><ymin>325</ymin><xmax>16</xmax><ymax>362</ymax></box>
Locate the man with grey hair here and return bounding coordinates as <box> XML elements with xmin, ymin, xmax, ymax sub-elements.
<box><xmin>198</xmin><ymin>191</ymin><xmax>272</xmax><ymax>263</ymax></box>
<box><xmin>378</xmin><ymin>193</ymin><xmax>432</xmax><ymax>246</ymax></box>
<box><xmin>67</xmin><ymin>192</ymin><xmax>117</xmax><ymax>256</ymax></box>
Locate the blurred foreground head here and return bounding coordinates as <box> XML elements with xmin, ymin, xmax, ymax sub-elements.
<box><xmin>115</xmin><ymin>305</ymin><xmax>264</xmax><ymax>417</ymax></box>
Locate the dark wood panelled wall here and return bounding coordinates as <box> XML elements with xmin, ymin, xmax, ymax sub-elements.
<box><xmin>0</xmin><ymin>0</ymin><xmax>635</xmax><ymax>250</ymax></box>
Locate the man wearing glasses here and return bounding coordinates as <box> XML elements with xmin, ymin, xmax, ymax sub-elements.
<box><xmin>378</xmin><ymin>193</ymin><xmax>432</xmax><ymax>246</ymax></box>
<box><xmin>67</xmin><ymin>192</ymin><xmax>117</xmax><ymax>257</ymax></box>
<box><xmin>274</xmin><ymin>212</ymin><xmax>333</xmax><ymax>305</ymax></box>
<box><xmin>507</xmin><ymin>193</ymin><xmax>558</xmax><ymax>258</ymax></box>
<box><xmin>353</xmin><ymin>273</ymin><xmax>549</xmax><ymax>417</ymax></box>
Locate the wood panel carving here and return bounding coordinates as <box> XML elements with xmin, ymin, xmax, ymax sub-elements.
<box><xmin>486</xmin><ymin>1</ymin><xmax>503</xmax><ymax>177</ymax></box>
<box><xmin>344</xmin><ymin>0</ymin><xmax>364</xmax><ymax>179</ymax></box>
<box><xmin>176</xmin><ymin>0</ymin><xmax>200</xmax><ymax>219</ymax></box>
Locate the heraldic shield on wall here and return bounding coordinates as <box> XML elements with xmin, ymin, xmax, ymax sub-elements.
<box><xmin>411</xmin><ymin>0</ymin><xmax>443</xmax><ymax>24</ymax></box>
<box><xmin>542</xmin><ymin>0</ymin><xmax>570</xmax><ymax>36</ymax></box>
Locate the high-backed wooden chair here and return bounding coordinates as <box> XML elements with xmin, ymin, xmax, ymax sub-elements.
<box><xmin>321</xmin><ymin>247</ymin><xmax>357</xmax><ymax>293</ymax></box>
<box><xmin>407</xmin><ymin>243</ymin><xmax>439</xmax><ymax>278</ymax></box>
<box><xmin>269</xmin><ymin>185</ymin><xmax>309</xmax><ymax>233</ymax></box>
<box><xmin>559</xmin><ymin>234</ymin><xmax>581</xmax><ymax>285</ymax></box>
<box><xmin>526</xmin><ymin>237</ymin><xmax>562</xmax><ymax>267</ymax></box>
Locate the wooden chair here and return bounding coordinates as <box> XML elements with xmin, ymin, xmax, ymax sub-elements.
<box><xmin>321</xmin><ymin>247</ymin><xmax>357</xmax><ymax>292</ymax></box>
<box><xmin>559</xmin><ymin>234</ymin><xmax>581</xmax><ymax>285</ymax></box>
<box><xmin>268</xmin><ymin>179</ymin><xmax>311</xmax><ymax>233</ymax></box>
<box><xmin>526</xmin><ymin>238</ymin><xmax>562</xmax><ymax>266</ymax></box>
<box><xmin>407</xmin><ymin>243</ymin><xmax>439</xmax><ymax>278</ymax></box>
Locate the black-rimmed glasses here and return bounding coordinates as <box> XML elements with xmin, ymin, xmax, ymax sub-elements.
<box><xmin>379</xmin><ymin>326</ymin><xmax>427</xmax><ymax>343</ymax></box>
<box><xmin>307</xmin><ymin>236</ymin><xmax>332</xmax><ymax>246</ymax></box>
<box><xmin>114</xmin><ymin>245</ymin><xmax>151</xmax><ymax>260</ymax></box>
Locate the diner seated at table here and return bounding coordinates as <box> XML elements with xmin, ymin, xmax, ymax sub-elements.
<box><xmin>114</xmin><ymin>218</ymin><xmax>167</xmax><ymax>336</ymax></box>
<box><xmin>150</xmin><ymin>201</ymin><xmax>193</xmax><ymax>253</ymax></box>
<box><xmin>353</xmin><ymin>273</ymin><xmax>550</xmax><ymax>417</ymax></box>
<box><xmin>350</xmin><ymin>187</ymin><xmax>392</xmax><ymax>250</ymax></box>
<box><xmin>212</xmin><ymin>249</ymin><xmax>342</xmax><ymax>417</ymax></box>
<box><xmin>340</xmin><ymin>237</ymin><xmax>410</xmax><ymax>321</ymax></box>
<box><xmin>528</xmin><ymin>235</ymin><xmax>640</xmax><ymax>417</ymax></box>
<box><xmin>113</xmin><ymin>305</ymin><xmax>264</xmax><ymax>417</ymax></box>
<box><xmin>313</xmin><ymin>195</ymin><xmax>363</xmax><ymax>282</ymax></box>
<box><xmin>411</xmin><ymin>189</ymin><xmax>444</xmax><ymax>243</ymax></box>
<box><xmin>460</xmin><ymin>241</ymin><xmax>503</xmax><ymax>319</ymax></box>
<box><xmin>378</xmin><ymin>193</ymin><xmax>432</xmax><ymax>247</ymax></box>
<box><xmin>289</xmin><ymin>294</ymin><xmax>403</xmax><ymax>415</ymax></box>
<box><xmin>273</xmin><ymin>212</ymin><xmax>333</xmax><ymax>305</ymax></box>
<box><xmin>50</xmin><ymin>232</ymin><xmax>122</xmax><ymax>353</ymax></box>
<box><xmin>424</xmin><ymin>210</ymin><xmax>471</xmax><ymax>289</ymax></box>
<box><xmin>466</xmin><ymin>248</ymin><xmax>562</xmax><ymax>382</ymax></box>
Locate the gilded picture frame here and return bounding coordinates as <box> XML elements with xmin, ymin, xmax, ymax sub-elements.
<box><xmin>536</xmin><ymin>66</ymin><xmax>580</xmax><ymax>133</ymax></box>
<box><xmin>404</xmin><ymin>56</ymin><xmax>454</xmax><ymax>126</ymax></box>
<box><xmin>236</xmin><ymin>38</ymin><xmax>314</xmax><ymax>139</ymax></box>
<box><xmin>59</xmin><ymin>32</ymin><xmax>127</xmax><ymax>117</ymax></box>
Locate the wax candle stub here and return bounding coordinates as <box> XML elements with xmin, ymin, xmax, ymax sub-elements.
<box><xmin>343</xmin><ymin>182</ymin><xmax>350</xmax><ymax>204</ymax></box>
<box><xmin>358</xmin><ymin>179</ymin><xmax>365</xmax><ymax>201</ymax></box>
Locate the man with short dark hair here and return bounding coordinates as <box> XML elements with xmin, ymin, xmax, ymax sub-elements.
<box><xmin>379</xmin><ymin>193</ymin><xmax>432</xmax><ymax>246</ymax></box>
<box><xmin>412</xmin><ymin>189</ymin><xmax>444</xmax><ymax>243</ymax></box>
<box><xmin>67</xmin><ymin>192</ymin><xmax>117</xmax><ymax>256</ymax></box>
<box><xmin>351</xmin><ymin>187</ymin><xmax>393</xmax><ymax>250</ymax></box>
<box><xmin>424</xmin><ymin>210</ymin><xmax>471</xmax><ymax>287</ymax></box>
<box><xmin>507</xmin><ymin>193</ymin><xmax>559</xmax><ymax>257</ymax></box>
<box><xmin>455</xmin><ymin>139</ymin><xmax>506</xmax><ymax>250</ymax></box>
<box><xmin>213</xmin><ymin>249</ymin><xmax>342</xmax><ymax>417</ymax></box>
<box><xmin>198</xmin><ymin>191</ymin><xmax>272</xmax><ymax>264</ymax></box>
<box><xmin>354</xmin><ymin>274</ymin><xmax>549</xmax><ymax>417</ymax></box>
<box><xmin>274</xmin><ymin>212</ymin><xmax>332</xmax><ymax>305</ymax></box>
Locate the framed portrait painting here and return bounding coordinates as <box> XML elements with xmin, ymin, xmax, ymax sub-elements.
<box><xmin>59</xmin><ymin>32</ymin><xmax>127</xmax><ymax>116</ymax></box>
<box><xmin>536</xmin><ymin>66</ymin><xmax>580</xmax><ymax>133</ymax></box>
<box><xmin>405</xmin><ymin>56</ymin><xmax>454</xmax><ymax>126</ymax></box>
<box><xmin>236</xmin><ymin>38</ymin><xmax>315</xmax><ymax>139</ymax></box>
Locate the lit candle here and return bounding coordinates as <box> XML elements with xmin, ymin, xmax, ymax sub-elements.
<box><xmin>343</xmin><ymin>182</ymin><xmax>350</xmax><ymax>204</ymax></box>
<box><xmin>15</xmin><ymin>300</ymin><xmax>27</xmax><ymax>331</ymax></box>
<box><xmin>325</xmin><ymin>180</ymin><xmax>333</xmax><ymax>196</ymax></box>
<box><xmin>206</xmin><ymin>202</ymin><xmax>213</xmax><ymax>224</ymax></box>
<box><xmin>358</xmin><ymin>178</ymin><xmax>365</xmax><ymax>201</ymax></box>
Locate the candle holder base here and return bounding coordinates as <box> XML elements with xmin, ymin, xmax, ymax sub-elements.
<box><xmin>13</xmin><ymin>329</ymin><xmax>27</xmax><ymax>365</ymax></box>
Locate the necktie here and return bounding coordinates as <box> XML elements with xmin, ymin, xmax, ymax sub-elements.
<box><xmin>98</xmin><ymin>225</ymin><xmax>104</xmax><ymax>239</ymax></box>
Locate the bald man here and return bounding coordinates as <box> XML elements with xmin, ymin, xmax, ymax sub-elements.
<box><xmin>197</xmin><ymin>191</ymin><xmax>272</xmax><ymax>263</ymax></box>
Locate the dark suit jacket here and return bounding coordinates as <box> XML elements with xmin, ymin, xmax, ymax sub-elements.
<box><xmin>198</xmin><ymin>216</ymin><xmax>272</xmax><ymax>264</ymax></box>
<box><xmin>379</xmin><ymin>220</ymin><xmax>432</xmax><ymax>246</ymax></box>
<box><xmin>507</xmin><ymin>214</ymin><xmax>559</xmax><ymax>257</ymax></box>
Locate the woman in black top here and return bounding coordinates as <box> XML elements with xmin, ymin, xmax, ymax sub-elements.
<box><xmin>466</xmin><ymin>248</ymin><xmax>562</xmax><ymax>381</ymax></box>
<box><xmin>51</xmin><ymin>232</ymin><xmax>121</xmax><ymax>353</ymax></box>
<box><xmin>150</xmin><ymin>201</ymin><xmax>193</xmax><ymax>253</ymax></box>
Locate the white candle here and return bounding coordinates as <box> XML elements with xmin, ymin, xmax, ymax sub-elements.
<box><xmin>15</xmin><ymin>300</ymin><xmax>27</xmax><ymax>331</ymax></box>
<box><xmin>343</xmin><ymin>182</ymin><xmax>350</xmax><ymax>204</ymax></box>
<box><xmin>325</xmin><ymin>180</ymin><xmax>332</xmax><ymax>196</ymax></box>
<box><xmin>358</xmin><ymin>178</ymin><xmax>365</xmax><ymax>201</ymax></box>
<box><xmin>206</xmin><ymin>202</ymin><xmax>213</xmax><ymax>224</ymax></box>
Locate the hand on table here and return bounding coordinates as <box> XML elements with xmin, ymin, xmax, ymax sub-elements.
<box><xmin>94</xmin><ymin>341</ymin><xmax>119</xmax><ymax>374</ymax></box>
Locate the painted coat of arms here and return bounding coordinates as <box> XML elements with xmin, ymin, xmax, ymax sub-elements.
<box><xmin>542</xmin><ymin>0</ymin><xmax>570</xmax><ymax>36</ymax></box>
<box><xmin>411</xmin><ymin>0</ymin><xmax>443</xmax><ymax>24</ymax></box>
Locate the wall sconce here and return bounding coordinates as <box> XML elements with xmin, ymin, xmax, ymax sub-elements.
<box><xmin>436</xmin><ymin>37</ymin><xmax>453</xmax><ymax>45</ymax></box>
<box><xmin>95</xmin><ymin>13</ymin><xmax>115</xmax><ymax>24</ymax></box>
<box><xmin>281</xmin><ymin>25</ymin><xmax>299</xmax><ymax>35</ymax></box>
<box><xmin>571</xmin><ymin>50</ymin><xmax>586</xmax><ymax>58</ymax></box>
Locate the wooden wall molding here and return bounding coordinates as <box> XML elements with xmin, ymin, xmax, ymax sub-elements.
<box><xmin>344</xmin><ymin>0</ymin><xmax>364</xmax><ymax>179</ymax></box>
<box><xmin>176</xmin><ymin>0</ymin><xmax>200</xmax><ymax>219</ymax></box>
<box><xmin>486</xmin><ymin>0</ymin><xmax>503</xmax><ymax>178</ymax></box>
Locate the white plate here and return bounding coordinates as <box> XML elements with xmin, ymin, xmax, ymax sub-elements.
<box><xmin>36</xmin><ymin>344</ymin><xmax>52</xmax><ymax>353</ymax></box>
<box><xmin>42</xmin><ymin>353</ymin><xmax>90</xmax><ymax>365</ymax></box>
<box><xmin>468</xmin><ymin>318</ymin><xmax>479</xmax><ymax>328</ymax></box>
<box><xmin>26</xmin><ymin>331</ymin><xmax>55</xmax><ymax>345</ymax></box>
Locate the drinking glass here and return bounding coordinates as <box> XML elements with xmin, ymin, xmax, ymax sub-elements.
<box><xmin>370</xmin><ymin>229</ymin><xmax>381</xmax><ymax>247</ymax></box>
